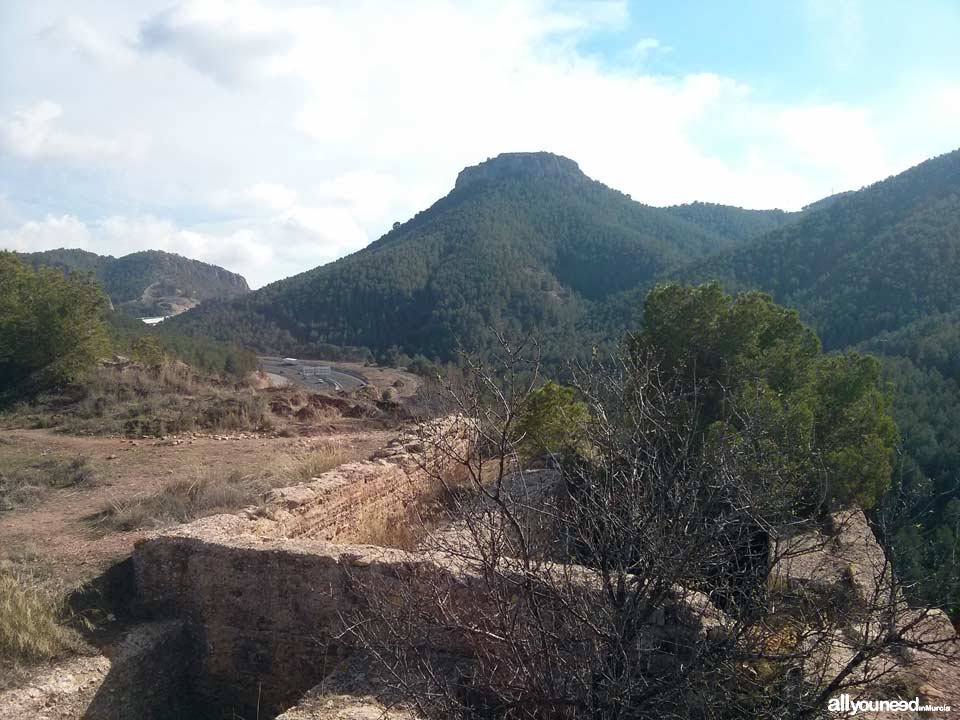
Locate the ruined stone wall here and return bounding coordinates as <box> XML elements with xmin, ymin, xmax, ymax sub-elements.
<box><xmin>134</xmin><ymin>521</ymin><xmax>425</xmax><ymax>715</ymax></box>
<box><xmin>131</xmin><ymin>417</ymin><xmax>477</xmax><ymax>716</ymax></box>
<box><xmin>252</xmin><ymin>416</ymin><xmax>473</xmax><ymax>542</ymax></box>
<box><xmin>127</xmin><ymin>420</ymin><xmax>960</xmax><ymax>719</ymax></box>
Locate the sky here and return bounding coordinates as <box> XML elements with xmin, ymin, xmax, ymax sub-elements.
<box><xmin>1</xmin><ymin>1</ymin><xmax>959</xmax><ymax>289</ymax></box>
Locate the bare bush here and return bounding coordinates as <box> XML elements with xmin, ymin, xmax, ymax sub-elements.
<box><xmin>345</xmin><ymin>338</ymin><xmax>957</xmax><ymax>719</ymax></box>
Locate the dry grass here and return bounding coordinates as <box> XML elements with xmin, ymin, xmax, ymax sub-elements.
<box><xmin>274</xmin><ymin>441</ymin><xmax>354</xmax><ymax>482</ymax></box>
<box><xmin>342</xmin><ymin>465</ymin><xmax>476</xmax><ymax>550</ymax></box>
<box><xmin>94</xmin><ymin>467</ymin><xmax>260</xmax><ymax>531</ymax></box>
<box><xmin>1</xmin><ymin>362</ymin><xmax>279</xmax><ymax>437</ymax></box>
<box><xmin>93</xmin><ymin>440</ymin><xmax>361</xmax><ymax>531</ymax></box>
<box><xmin>346</xmin><ymin>504</ymin><xmax>424</xmax><ymax>550</ymax></box>
<box><xmin>0</xmin><ymin>455</ymin><xmax>97</xmax><ymax>511</ymax></box>
<box><xmin>0</xmin><ymin>551</ymin><xmax>85</xmax><ymax>665</ymax></box>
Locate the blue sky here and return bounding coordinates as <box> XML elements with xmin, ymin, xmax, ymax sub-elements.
<box><xmin>1</xmin><ymin>0</ymin><xmax>959</xmax><ymax>287</ymax></box>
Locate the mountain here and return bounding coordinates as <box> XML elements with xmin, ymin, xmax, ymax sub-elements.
<box><xmin>678</xmin><ymin>148</ymin><xmax>960</xmax><ymax>349</ymax></box>
<box><xmin>172</xmin><ymin>151</ymin><xmax>792</xmax><ymax>361</ymax></box>
<box><xmin>662</xmin><ymin>201</ymin><xmax>796</xmax><ymax>242</ymax></box>
<box><xmin>21</xmin><ymin>248</ymin><xmax>250</xmax><ymax>317</ymax></box>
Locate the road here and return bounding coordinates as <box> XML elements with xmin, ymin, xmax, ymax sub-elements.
<box><xmin>258</xmin><ymin>357</ymin><xmax>368</xmax><ymax>392</ymax></box>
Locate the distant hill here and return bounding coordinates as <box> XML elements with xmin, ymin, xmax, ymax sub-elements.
<box><xmin>677</xmin><ymin>148</ymin><xmax>960</xmax><ymax>349</ymax></box>
<box><xmin>172</xmin><ymin>151</ymin><xmax>792</xmax><ymax>361</ymax></box>
<box><xmin>662</xmin><ymin>201</ymin><xmax>796</xmax><ymax>243</ymax></box>
<box><xmin>21</xmin><ymin>248</ymin><xmax>250</xmax><ymax>317</ymax></box>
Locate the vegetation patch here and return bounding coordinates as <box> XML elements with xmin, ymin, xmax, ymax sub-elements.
<box><xmin>1</xmin><ymin>362</ymin><xmax>279</xmax><ymax>437</ymax></box>
<box><xmin>0</xmin><ymin>552</ymin><xmax>86</xmax><ymax>667</ymax></box>
<box><xmin>93</xmin><ymin>441</ymin><xmax>359</xmax><ymax>531</ymax></box>
<box><xmin>0</xmin><ymin>455</ymin><xmax>97</xmax><ymax>511</ymax></box>
<box><xmin>95</xmin><ymin>468</ymin><xmax>263</xmax><ymax>531</ymax></box>
<box><xmin>340</xmin><ymin>463</ymin><xmax>476</xmax><ymax>550</ymax></box>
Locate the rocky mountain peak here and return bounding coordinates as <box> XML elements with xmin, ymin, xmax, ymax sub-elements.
<box><xmin>454</xmin><ymin>151</ymin><xmax>585</xmax><ymax>190</ymax></box>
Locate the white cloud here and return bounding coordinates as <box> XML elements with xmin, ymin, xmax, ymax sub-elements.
<box><xmin>632</xmin><ymin>37</ymin><xmax>661</xmax><ymax>55</ymax></box>
<box><xmin>37</xmin><ymin>16</ymin><xmax>135</xmax><ymax>66</ymax></box>
<box><xmin>136</xmin><ymin>0</ymin><xmax>296</xmax><ymax>84</ymax></box>
<box><xmin>0</xmin><ymin>215</ymin><xmax>92</xmax><ymax>252</ymax></box>
<box><xmin>774</xmin><ymin>104</ymin><xmax>887</xmax><ymax>185</ymax></box>
<box><xmin>0</xmin><ymin>101</ymin><xmax>142</xmax><ymax>161</ymax></box>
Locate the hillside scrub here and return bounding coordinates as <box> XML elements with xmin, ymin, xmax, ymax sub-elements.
<box><xmin>21</xmin><ymin>247</ymin><xmax>249</xmax><ymax>311</ymax></box>
<box><xmin>1</xmin><ymin>361</ymin><xmax>277</xmax><ymax>437</ymax></box>
<box><xmin>105</xmin><ymin>311</ymin><xmax>257</xmax><ymax>379</ymax></box>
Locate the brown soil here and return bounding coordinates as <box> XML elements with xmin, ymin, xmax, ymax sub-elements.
<box><xmin>0</xmin><ymin>428</ymin><xmax>390</xmax><ymax>587</ymax></box>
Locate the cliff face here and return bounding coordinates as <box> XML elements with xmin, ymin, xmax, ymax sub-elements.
<box><xmin>454</xmin><ymin>151</ymin><xmax>586</xmax><ymax>190</ymax></box>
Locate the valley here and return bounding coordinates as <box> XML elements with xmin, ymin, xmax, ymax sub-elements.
<box><xmin>4</xmin><ymin>148</ymin><xmax>960</xmax><ymax>718</ymax></box>
<box><xmin>4</xmin><ymin>3</ymin><xmax>960</xmax><ymax>716</ymax></box>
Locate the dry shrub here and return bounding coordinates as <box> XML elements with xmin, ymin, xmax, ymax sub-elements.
<box><xmin>0</xmin><ymin>561</ymin><xmax>83</xmax><ymax>663</ymax></box>
<box><xmin>275</xmin><ymin>441</ymin><xmax>353</xmax><ymax>482</ymax></box>
<box><xmin>342</xmin><ymin>464</ymin><xmax>475</xmax><ymax>550</ymax></box>
<box><xmin>95</xmin><ymin>441</ymin><xmax>362</xmax><ymax>531</ymax></box>
<box><xmin>0</xmin><ymin>456</ymin><xmax>96</xmax><ymax>511</ymax></box>
<box><xmin>95</xmin><ymin>467</ymin><xmax>263</xmax><ymax>531</ymax></box>
<box><xmin>347</xmin><ymin>504</ymin><xmax>423</xmax><ymax>550</ymax></box>
<box><xmin>3</xmin><ymin>362</ymin><xmax>281</xmax><ymax>437</ymax></box>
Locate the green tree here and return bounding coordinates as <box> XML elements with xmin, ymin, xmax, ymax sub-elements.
<box><xmin>0</xmin><ymin>252</ymin><xmax>109</xmax><ymax>397</ymax></box>
<box><xmin>633</xmin><ymin>282</ymin><xmax>898</xmax><ymax>510</ymax></box>
<box><xmin>515</xmin><ymin>381</ymin><xmax>589</xmax><ymax>459</ymax></box>
<box><xmin>131</xmin><ymin>335</ymin><xmax>165</xmax><ymax>366</ymax></box>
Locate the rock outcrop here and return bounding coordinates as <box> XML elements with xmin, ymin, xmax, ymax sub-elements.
<box><xmin>454</xmin><ymin>151</ymin><xmax>585</xmax><ymax>190</ymax></box>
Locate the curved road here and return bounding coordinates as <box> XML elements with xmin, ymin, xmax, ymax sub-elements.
<box><xmin>258</xmin><ymin>357</ymin><xmax>367</xmax><ymax>392</ymax></box>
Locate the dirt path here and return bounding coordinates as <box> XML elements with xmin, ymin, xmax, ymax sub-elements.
<box><xmin>0</xmin><ymin>428</ymin><xmax>390</xmax><ymax>586</ymax></box>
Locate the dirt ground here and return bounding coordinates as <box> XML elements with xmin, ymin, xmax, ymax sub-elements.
<box><xmin>0</xmin><ymin>427</ymin><xmax>391</xmax><ymax>587</ymax></box>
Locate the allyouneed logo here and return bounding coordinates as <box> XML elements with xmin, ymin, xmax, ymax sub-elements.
<box><xmin>828</xmin><ymin>694</ymin><xmax>951</xmax><ymax>715</ymax></box>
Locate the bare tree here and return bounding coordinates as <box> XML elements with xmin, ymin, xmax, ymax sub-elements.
<box><xmin>343</xmin><ymin>339</ymin><xmax>958</xmax><ymax>719</ymax></box>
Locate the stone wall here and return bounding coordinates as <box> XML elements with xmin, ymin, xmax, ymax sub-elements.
<box><xmin>134</xmin><ymin>521</ymin><xmax>426</xmax><ymax>715</ymax></box>
<box><xmin>130</xmin><ymin>416</ymin><xmax>477</xmax><ymax>716</ymax></box>
<box><xmin>251</xmin><ymin>416</ymin><xmax>473</xmax><ymax>541</ymax></box>
<box><xmin>123</xmin><ymin>421</ymin><xmax>959</xmax><ymax>719</ymax></box>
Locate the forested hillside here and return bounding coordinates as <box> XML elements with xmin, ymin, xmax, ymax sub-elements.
<box><xmin>172</xmin><ymin>152</ymin><xmax>792</xmax><ymax>362</ymax></box>
<box><xmin>679</xmin><ymin>148</ymin><xmax>960</xmax><ymax>348</ymax></box>
<box><xmin>672</xmin><ymin>148</ymin><xmax>960</xmax><ymax>614</ymax></box>
<box><xmin>22</xmin><ymin>248</ymin><xmax>250</xmax><ymax>317</ymax></box>
<box><xmin>662</xmin><ymin>201</ymin><xmax>795</xmax><ymax>242</ymax></box>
